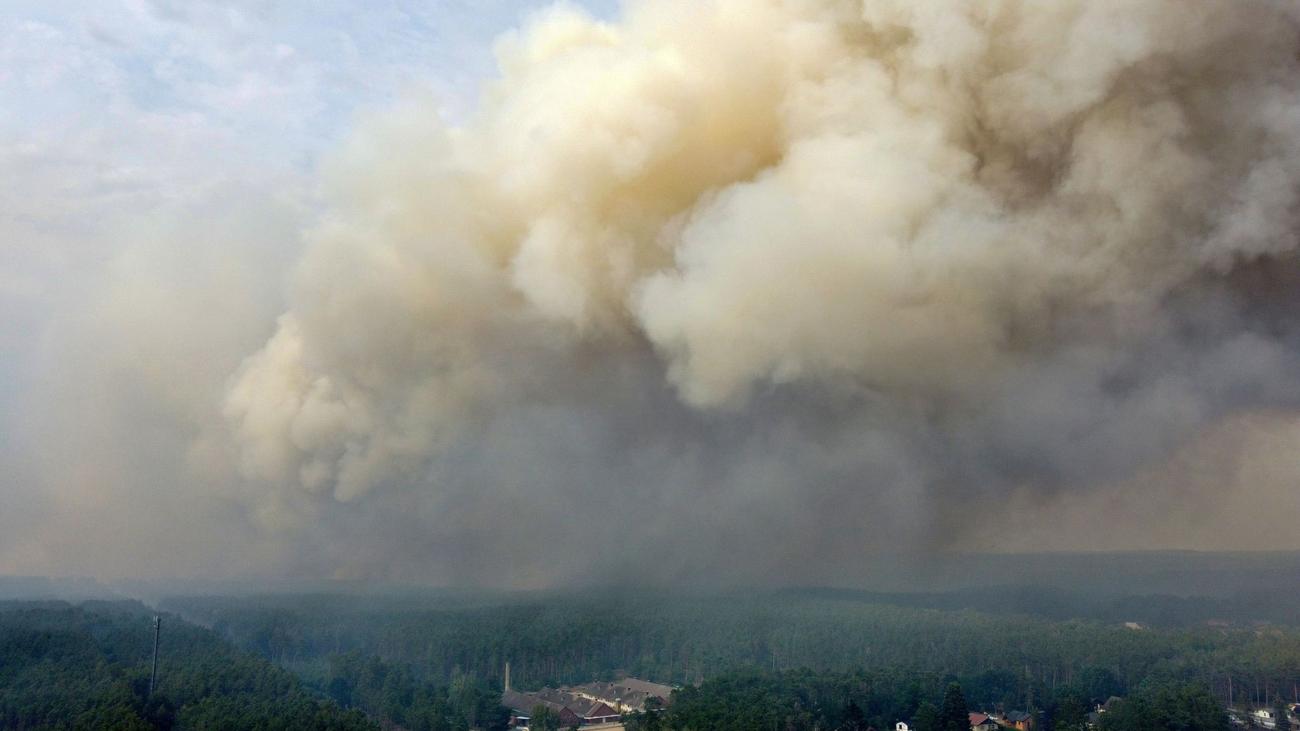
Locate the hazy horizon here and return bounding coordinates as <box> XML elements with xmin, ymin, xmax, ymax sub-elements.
<box><xmin>3</xmin><ymin>0</ymin><xmax>1300</xmax><ymax>587</ymax></box>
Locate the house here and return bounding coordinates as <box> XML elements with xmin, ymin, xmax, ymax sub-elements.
<box><xmin>569</xmin><ymin>678</ymin><xmax>675</xmax><ymax>713</ymax></box>
<box><xmin>1252</xmin><ymin>708</ymin><xmax>1280</xmax><ymax>729</ymax></box>
<box><xmin>498</xmin><ymin>662</ymin><xmax>677</xmax><ymax>727</ymax></box>
<box><xmin>502</xmin><ymin>689</ymin><xmax>539</xmax><ymax>727</ymax></box>
<box><xmin>502</xmin><ymin>674</ymin><xmax>671</xmax><ymax>727</ymax></box>
<box><xmin>1003</xmin><ymin>710</ymin><xmax>1034</xmax><ymax>730</ymax></box>
<box><xmin>613</xmin><ymin>678</ymin><xmax>675</xmax><ymax>702</ymax></box>
<box><xmin>969</xmin><ymin>712</ymin><xmax>997</xmax><ymax>731</ymax></box>
<box><xmin>501</xmin><ymin>689</ymin><xmax>582</xmax><ymax>728</ymax></box>
<box><xmin>895</xmin><ymin>723</ymin><xmax>912</xmax><ymax>731</ymax></box>
<box><xmin>566</xmin><ymin>698</ymin><xmax>622</xmax><ymax>725</ymax></box>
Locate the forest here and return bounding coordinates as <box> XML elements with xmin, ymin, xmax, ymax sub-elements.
<box><xmin>0</xmin><ymin>600</ymin><xmax>375</xmax><ymax>730</ymax></box>
<box><xmin>163</xmin><ymin>588</ymin><xmax>1300</xmax><ymax>711</ymax></box>
<box><xmin>642</xmin><ymin>670</ymin><xmax>1229</xmax><ymax>731</ymax></box>
<box><xmin>5</xmin><ymin>586</ymin><xmax>1297</xmax><ymax>729</ymax></box>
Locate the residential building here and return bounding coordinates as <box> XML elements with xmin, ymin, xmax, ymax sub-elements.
<box><xmin>1253</xmin><ymin>708</ymin><xmax>1281</xmax><ymax>729</ymax></box>
<box><xmin>569</xmin><ymin>678</ymin><xmax>674</xmax><ymax>713</ymax></box>
<box><xmin>502</xmin><ymin>689</ymin><xmax>581</xmax><ymax>728</ymax></box>
<box><xmin>500</xmin><ymin>669</ymin><xmax>672</xmax><ymax>727</ymax></box>
<box><xmin>1003</xmin><ymin>710</ymin><xmax>1034</xmax><ymax>730</ymax></box>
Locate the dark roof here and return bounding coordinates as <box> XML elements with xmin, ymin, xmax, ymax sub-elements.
<box><xmin>535</xmin><ymin>688</ymin><xmax>573</xmax><ymax>705</ymax></box>
<box><xmin>502</xmin><ymin>689</ymin><xmax>580</xmax><ymax>715</ymax></box>
<box><xmin>567</xmin><ymin>678</ymin><xmax>674</xmax><ymax>711</ymax></box>
<box><xmin>567</xmin><ymin>698</ymin><xmax>619</xmax><ymax>718</ymax></box>
<box><xmin>1006</xmin><ymin>710</ymin><xmax>1032</xmax><ymax>722</ymax></box>
<box><xmin>503</xmin><ymin>688</ymin><xmax>621</xmax><ymax>721</ymax></box>
<box><xmin>502</xmin><ymin>690</ymin><xmax>542</xmax><ymax>714</ymax></box>
<box><xmin>505</xmin><ymin>678</ymin><xmax>672</xmax><ymax>718</ymax></box>
<box><xmin>615</xmin><ymin>678</ymin><xmax>674</xmax><ymax>700</ymax></box>
<box><xmin>565</xmin><ymin>699</ymin><xmax>597</xmax><ymax>716</ymax></box>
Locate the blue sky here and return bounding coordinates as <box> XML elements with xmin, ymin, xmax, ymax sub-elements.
<box><xmin>0</xmin><ymin>0</ymin><xmax>615</xmax><ymax>437</ymax></box>
<box><xmin>0</xmin><ymin>3</ymin><xmax>620</xmax><ymax>575</ymax></box>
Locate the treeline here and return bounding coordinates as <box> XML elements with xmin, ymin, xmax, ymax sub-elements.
<box><xmin>645</xmin><ymin>669</ymin><xmax>1227</xmax><ymax>731</ymax></box>
<box><xmin>164</xmin><ymin>590</ymin><xmax>1300</xmax><ymax>708</ymax></box>
<box><xmin>0</xmin><ymin>600</ymin><xmax>375</xmax><ymax>730</ymax></box>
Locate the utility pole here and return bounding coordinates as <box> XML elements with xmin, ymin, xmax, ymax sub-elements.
<box><xmin>148</xmin><ymin>615</ymin><xmax>161</xmax><ymax>698</ymax></box>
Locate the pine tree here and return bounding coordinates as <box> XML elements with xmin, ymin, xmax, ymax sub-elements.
<box><xmin>940</xmin><ymin>682</ymin><xmax>970</xmax><ymax>731</ymax></box>
<box><xmin>844</xmin><ymin>700</ymin><xmax>868</xmax><ymax>731</ymax></box>
<box><xmin>916</xmin><ymin>701</ymin><xmax>941</xmax><ymax>731</ymax></box>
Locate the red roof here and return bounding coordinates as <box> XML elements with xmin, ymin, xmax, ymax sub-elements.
<box><xmin>970</xmin><ymin>712</ymin><xmax>991</xmax><ymax>725</ymax></box>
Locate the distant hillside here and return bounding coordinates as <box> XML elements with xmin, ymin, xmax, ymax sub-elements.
<box><xmin>59</xmin><ymin>550</ymin><xmax>1300</xmax><ymax>601</ymax></box>
<box><xmin>0</xmin><ymin>599</ymin><xmax>375</xmax><ymax>730</ymax></box>
<box><xmin>782</xmin><ymin>584</ymin><xmax>1300</xmax><ymax>628</ymax></box>
<box><xmin>0</xmin><ymin>576</ymin><xmax>122</xmax><ymax>602</ymax></box>
<box><xmin>813</xmin><ymin>550</ymin><xmax>1300</xmax><ymax>597</ymax></box>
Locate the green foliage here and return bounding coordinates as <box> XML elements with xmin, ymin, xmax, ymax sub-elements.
<box><xmin>1045</xmin><ymin>687</ymin><xmax>1088</xmax><ymax>731</ymax></box>
<box><xmin>663</xmin><ymin>669</ymin><xmax>946</xmax><ymax>731</ymax></box>
<box><xmin>938</xmin><ymin>682</ymin><xmax>969</xmax><ymax>731</ymax></box>
<box><xmin>914</xmin><ymin>701</ymin><xmax>940</xmax><ymax>731</ymax></box>
<box><xmin>624</xmin><ymin>696</ymin><xmax>666</xmax><ymax>731</ymax></box>
<box><xmin>1098</xmin><ymin>682</ymin><xmax>1228</xmax><ymax>731</ymax></box>
<box><xmin>320</xmin><ymin>651</ymin><xmax>508</xmax><ymax>731</ymax></box>
<box><xmin>0</xmin><ymin>600</ymin><xmax>374</xmax><ymax>731</ymax></box>
<box><xmin>661</xmin><ymin>671</ymin><xmax>1232</xmax><ymax>731</ymax></box>
<box><xmin>6</xmin><ymin>587</ymin><xmax>1285</xmax><ymax>731</ymax></box>
<box><xmin>165</xmin><ymin>589</ymin><xmax>1300</xmax><ymax>712</ymax></box>
<box><xmin>529</xmin><ymin>703</ymin><xmax>561</xmax><ymax>731</ymax></box>
<box><xmin>155</xmin><ymin>589</ymin><xmax>1300</xmax><ymax>729</ymax></box>
<box><xmin>843</xmin><ymin>699</ymin><xmax>868</xmax><ymax>731</ymax></box>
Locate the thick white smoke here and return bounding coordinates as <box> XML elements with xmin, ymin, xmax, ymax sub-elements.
<box><xmin>18</xmin><ymin>0</ymin><xmax>1298</xmax><ymax>584</ymax></box>
<box><xmin>226</xmin><ymin>0</ymin><xmax>1300</xmax><ymax>502</ymax></box>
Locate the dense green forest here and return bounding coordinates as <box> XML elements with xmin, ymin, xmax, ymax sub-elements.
<box><xmin>320</xmin><ymin>651</ymin><xmax>510</xmax><ymax>731</ymax></box>
<box><xmin>6</xmin><ymin>587</ymin><xmax>1297</xmax><ymax>729</ymax></box>
<box><xmin>163</xmin><ymin>589</ymin><xmax>1300</xmax><ymax>712</ymax></box>
<box><xmin>0</xmin><ymin>600</ymin><xmax>375</xmax><ymax>730</ymax></box>
<box><xmin>642</xmin><ymin>670</ymin><xmax>1227</xmax><ymax>731</ymax></box>
<box><xmin>277</xmin><ymin>647</ymin><xmax>1231</xmax><ymax>731</ymax></box>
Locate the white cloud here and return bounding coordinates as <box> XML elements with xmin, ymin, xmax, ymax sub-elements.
<box><xmin>0</xmin><ymin>0</ymin><xmax>617</xmax><ymax>577</ymax></box>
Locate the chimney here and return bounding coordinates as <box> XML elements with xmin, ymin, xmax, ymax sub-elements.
<box><xmin>505</xmin><ymin>661</ymin><xmax>511</xmax><ymax>692</ymax></box>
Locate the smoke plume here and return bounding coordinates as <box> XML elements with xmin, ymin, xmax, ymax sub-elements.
<box><xmin>10</xmin><ymin>0</ymin><xmax>1300</xmax><ymax>585</ymax></box>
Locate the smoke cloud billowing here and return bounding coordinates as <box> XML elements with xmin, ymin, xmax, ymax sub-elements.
<box><xmin>8</xmin><ymin>0</ymin><xmax>1300</xmax><ymax>585</ymax></box>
